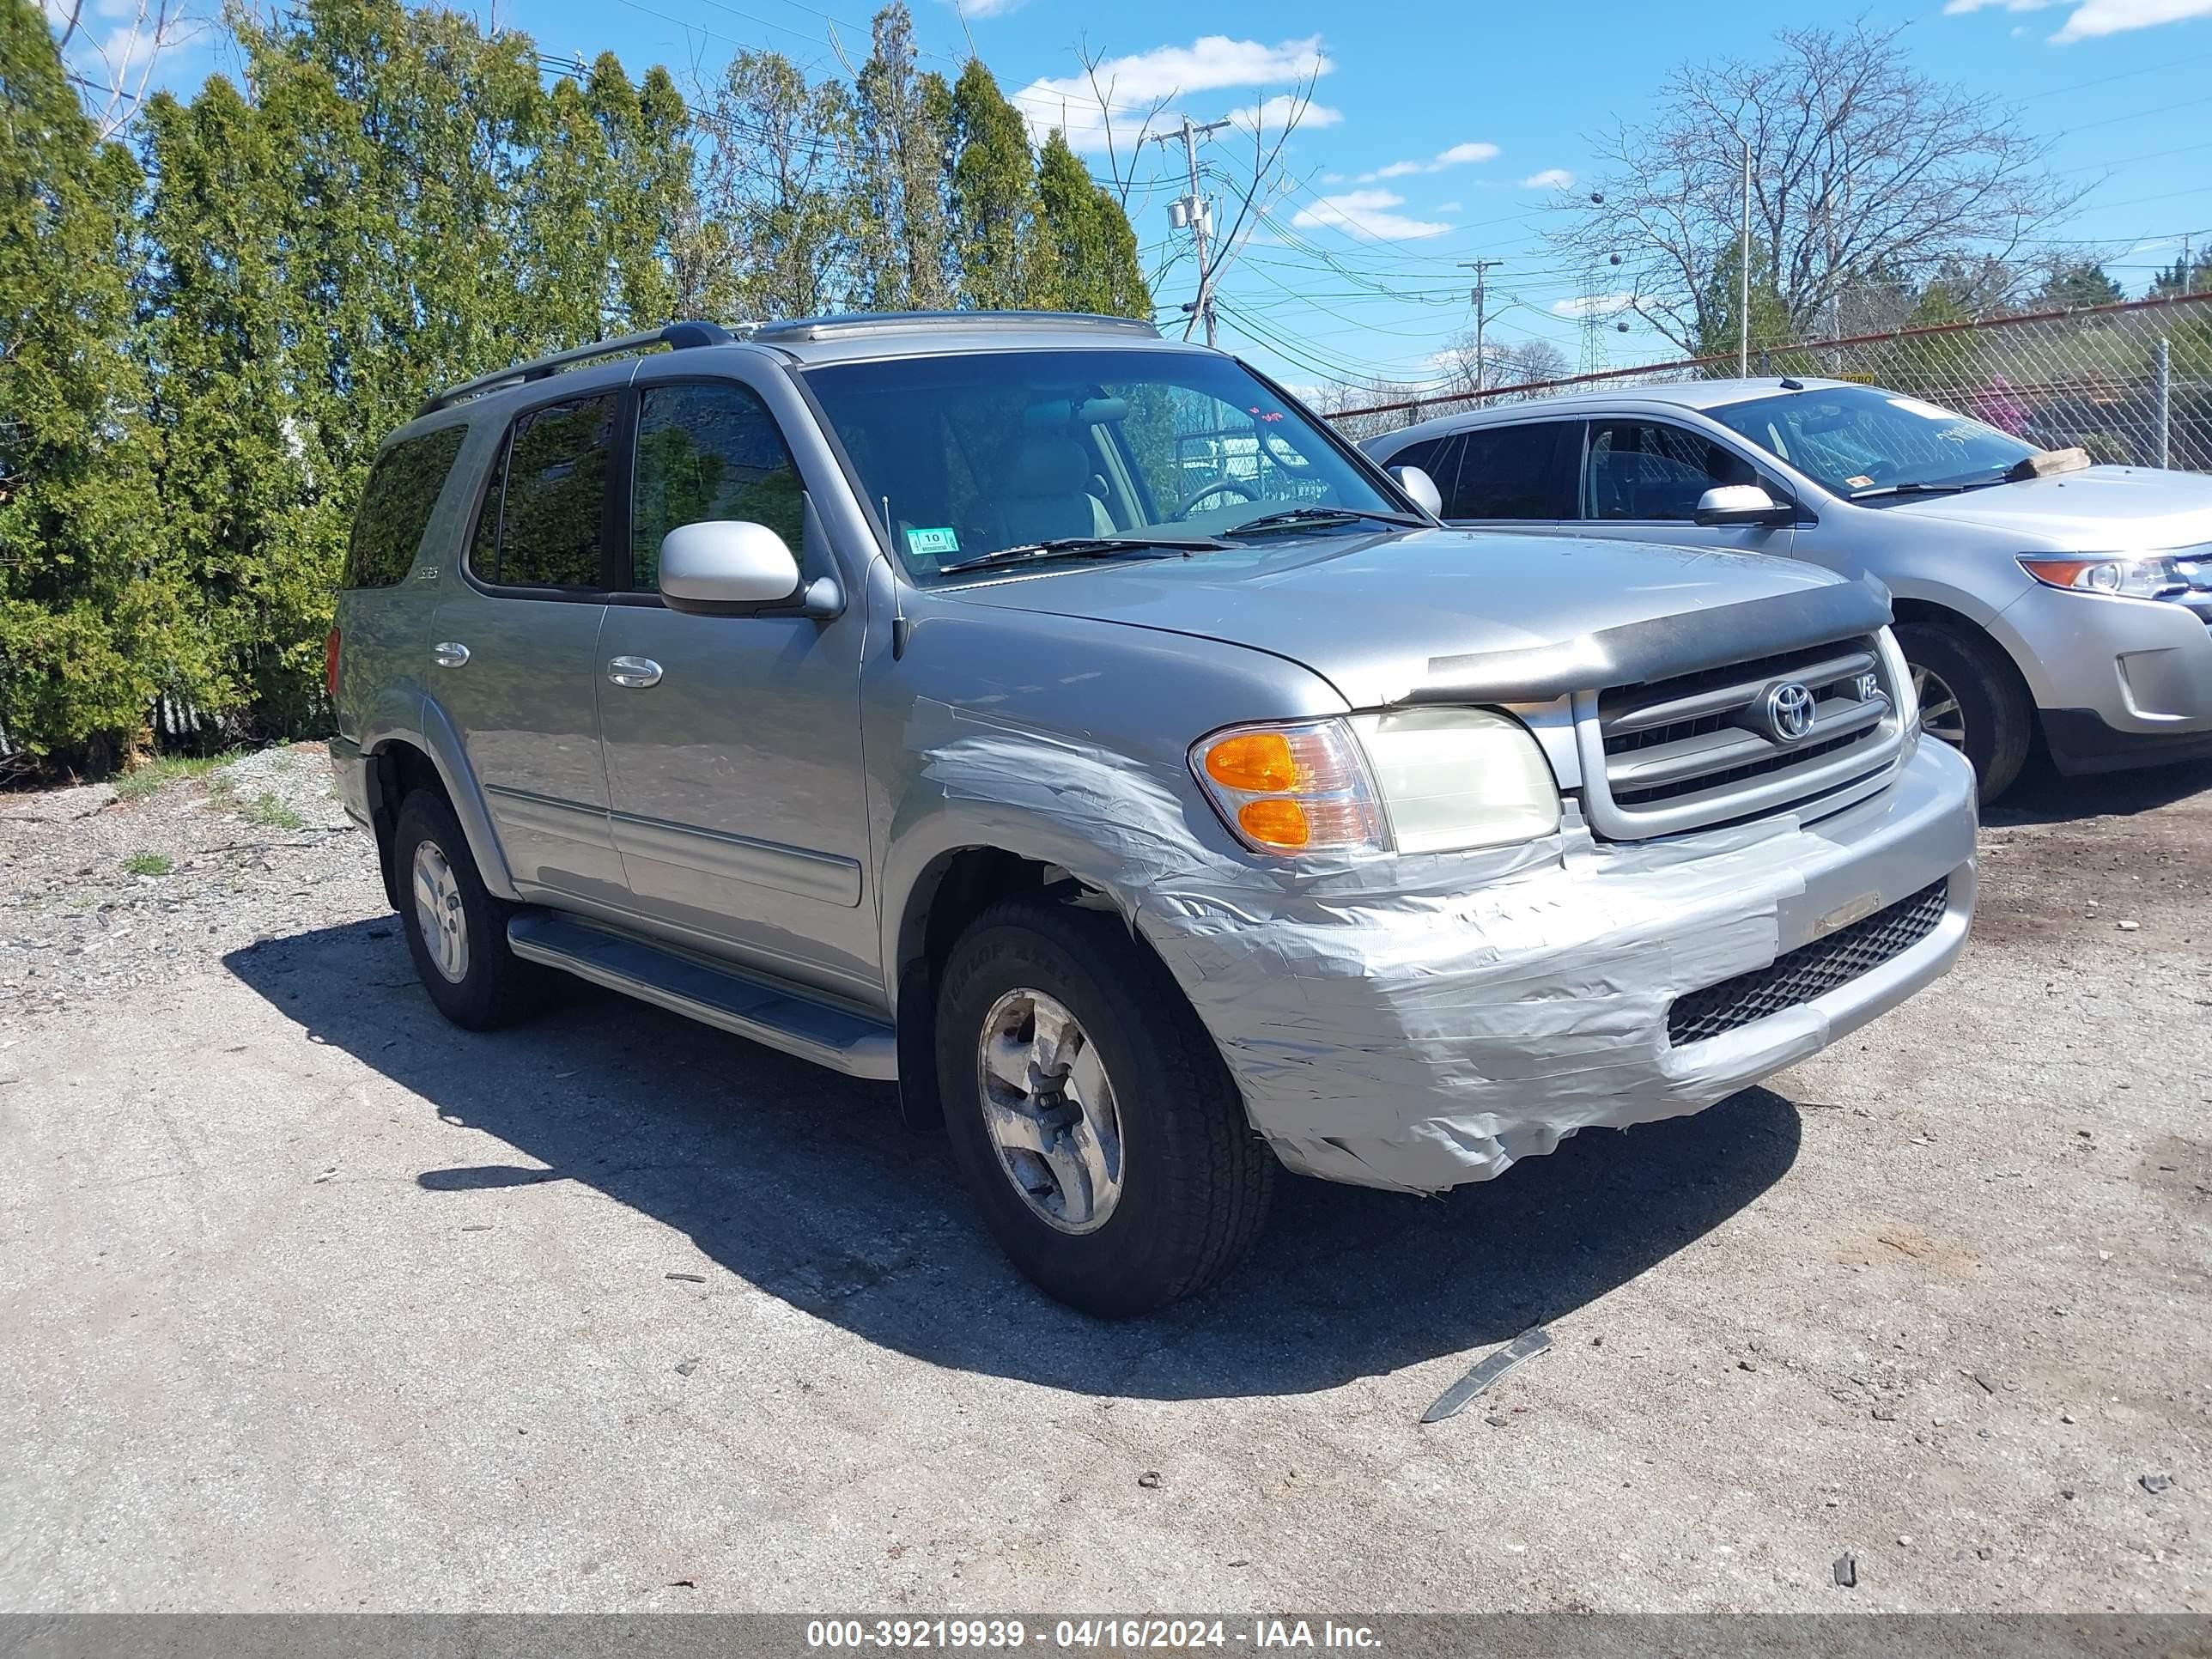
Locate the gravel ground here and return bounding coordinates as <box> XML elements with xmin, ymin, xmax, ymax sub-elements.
<box><xmin>0</xmin><ymin>744</ymin><xmax>2205</xmax><ymax>1613</ymax></box>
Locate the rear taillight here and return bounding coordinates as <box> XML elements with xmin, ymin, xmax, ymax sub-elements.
<box><xmin>325</xmin><ymin>627</ymin><xmax>341</xmax><ymax>701</ymax></box>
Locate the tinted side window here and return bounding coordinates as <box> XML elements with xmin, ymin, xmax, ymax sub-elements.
<box><xmin>1585</xmin><ymin>420</ymin><xmax>1754</xmax><ymax>521</ymax></box>
<box><xmin>631</xmin><ymin>382</ymin><xmax>805</xmax><ymax>589</ymax></box>
<box><xmin>346</xmin><ymin>427</ymin><xmax>465</xmax><ymax>587</ymax></box>
<box><xmin>478</xmin><ymin>394</ymin><xmax>616</xmax><ymax>588</ymax></box>
<box><xmin>1447</xmin><ymin>422</ymin><xmax>1578</xmax><ymax>519</ymax></box>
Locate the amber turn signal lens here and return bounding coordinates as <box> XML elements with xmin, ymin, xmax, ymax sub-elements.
<box><xmin>1237</xmin><ymin>797</ymin><xmax>1311</xmax><ymax>848</ymax></box>
<box><xmin>1205</xmin><ymin>731</ymin><xmax>1300</xmax><ymax>793</ymax></box>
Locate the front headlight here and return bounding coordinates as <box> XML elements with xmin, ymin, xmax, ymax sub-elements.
<box><xmin>1192</xmin><ymin>710</ymin><xmax>1561</xmax><ymax>857</ymax></box>
<box><xmin>2018</xmin><ymin>553</ymin><xmax>2207</xmax><ymax>600</ymax></box>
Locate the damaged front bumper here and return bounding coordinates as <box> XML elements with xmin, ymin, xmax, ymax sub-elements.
<box><xmin>1143</xmin><ymin>738</ymin><xmax>1978</xmax><ymax>1194</ymax></box>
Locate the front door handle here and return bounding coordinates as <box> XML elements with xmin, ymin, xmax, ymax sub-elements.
<box><xmin>432</xmin><ymin>641</ymin><xmax>470</xmax><ymax>668</ymax></box>
<box><xmin>607</xmin><ymin>656</ymin><xmax>663</xmax><ymax>689</ymax></box>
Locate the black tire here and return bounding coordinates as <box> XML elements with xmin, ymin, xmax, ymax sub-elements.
<box><xmin>935</xmin><ymin>898</ymin><xmax>1274</xmax><ymax>1317</ymax></box>
<box><xmin>392</xmin><ymin>790</ymin><xmax>548</xmax><ymax>1030</ymax></box>
<box><xmin>1893</xmin><ymin>620</ymin><xmax>2033</xmax><ymax>804</ymax></box>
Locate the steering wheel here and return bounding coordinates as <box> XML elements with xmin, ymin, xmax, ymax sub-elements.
<box><xmin>1170</xmin><ymin>475</ymin><xmax>1261</xmax><ymax>520</ymax></box>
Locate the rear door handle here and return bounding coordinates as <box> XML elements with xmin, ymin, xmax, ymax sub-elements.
<box><xmin>432</xmin><ymin>641</ymin><xmax>470</xmax><ymax>668</ymax></box>
<box><xmin>607</xmin><ymin>656</ymin><xmax>663</xmax><ymax>689</ymax></box>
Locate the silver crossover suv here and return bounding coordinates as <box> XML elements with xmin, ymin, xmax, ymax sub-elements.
<box><xmin>1362</xmin><ymin>379</ymin><xmax>2212</xmax><ymax>800</ymax></box>
<box><xmin>331</xmin><ymin>315</ymin><xmax>1978</xmax><ymax>1315</ymax></box>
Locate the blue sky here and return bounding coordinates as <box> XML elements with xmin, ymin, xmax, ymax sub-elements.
<box><xmin>71</xmin><ymin>0</ymin><xmax>2212</xmax><ymax>394</ymax></box>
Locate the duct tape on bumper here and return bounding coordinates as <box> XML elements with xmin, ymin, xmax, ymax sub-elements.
<box><xmin>913</xmin><ymin>707</ymin><xmax>1977</xmax><ymax>1196</ymax></box>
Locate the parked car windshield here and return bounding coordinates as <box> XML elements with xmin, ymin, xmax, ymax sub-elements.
<box><xmin>800</xmin><ymin>347</ymin><xmax>1401</xmax><ymax>581</ymax></box>
<box><xmin>1711</xmin><ymin>385</ymin><xmax>2040</xmax><ymax>499</ymax></box>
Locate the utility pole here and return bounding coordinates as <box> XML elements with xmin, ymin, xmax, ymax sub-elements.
<box><xmin>1458</xmin><ymin>259</ymin><xmax>1504</xmax><ymax>392</ymax></box>
<box><xmin>1155</xmin><ymin>116</ymin><xmax>1231</xmax><ymax>347</ymax></box>
<box><xmin>1739</xmin><ymin>137</ymin><xmax>1752</xmax><ymax>379</ymax></box>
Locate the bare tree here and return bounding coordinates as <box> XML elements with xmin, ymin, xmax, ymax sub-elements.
<box><xmin>1437</xmin><ymin>331</ymin><xmax>1571</xmax><ymax>400</ymax></box>
<box><xmin>63</xmin><ymin>0</ymin><xmax>193</xmax><ymax>139</ymax></box>
<box><xmin>1072</xmin><ymin>41</ymin><xmax>1173</xmax><ymax>215</ymax></box>
<box><xmin>1550</xmin><ymin>23</ymin><xmax>2082</xmax><ymax>354</ymax></box>
<box><xmin>1061</xmin><ymin>53</ymin><xmax>1320</xmax><ymax>338</ymax></box>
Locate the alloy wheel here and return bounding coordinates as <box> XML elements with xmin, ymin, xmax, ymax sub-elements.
<box><xmin>411</xmin><ymin>839</ymin><xmax>471</xmax><ymax>984</ymax></box>
<box><xmin>1912</xmin><ymin>664</ymin><xmax>1969</xmax><ymax>753</ymax></box>
<box><xmin>975</xmin><ymin>988</ymin><xmax>1126</xmax><ymax>1234</ymax></box>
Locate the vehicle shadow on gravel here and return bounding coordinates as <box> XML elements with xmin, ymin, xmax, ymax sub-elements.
<box><xmin>228</xmin><ymin>918</ymin><xmax>1801</xmax><ymax>1401</ymax></box>
<box><xmin>1984</xmin><ymin>755</ymin><xmax>2212</xmax><ymax>828</ymax></box>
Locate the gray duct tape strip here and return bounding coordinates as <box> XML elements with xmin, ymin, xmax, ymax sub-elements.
<box><xmin>911</xmin><ymin>702</ymin><xmax>1840</xmax><ymax>1196</ymax></box>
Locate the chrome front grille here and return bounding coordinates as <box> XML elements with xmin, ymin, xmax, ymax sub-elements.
<box><xmin>1577</xmin><ymin>633</ymin><xmax>1908</xmax><ymax>839</ymax></box>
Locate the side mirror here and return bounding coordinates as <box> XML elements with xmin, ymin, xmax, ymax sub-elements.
<box><xmin>1693</xmin><ymin>484</ymin><xmax>1792</xmax><ymax>528</ymax></box>
<box><xmin>659</xmin><ymin>520</ymin><xmax>803</xmax><ymax>614</ymax></box>
<box><xmin>1389</xmin><ymin>465</ymin><xmax>1443</xmax><ymax>518</ymax></box>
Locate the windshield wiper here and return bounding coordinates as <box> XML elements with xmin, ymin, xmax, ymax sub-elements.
<box><xmin>1223</xmin><ymin>505</ymin><xmax>1427</xmax><ymax>538</ymax></box>
<box><xmin>1850</xmin><ymin>473</ymin><xmax>2019</xmax><ymax>502</ymax></box>
<box><xmin>935</xmin><ymin>535</ymin><xmax>1233</xmax><ymax>576</ymax></box>
<box><xmin>1847</xmin><ymin>481</ymin><xmax>1971</xmax><ymax>501</ymax></box>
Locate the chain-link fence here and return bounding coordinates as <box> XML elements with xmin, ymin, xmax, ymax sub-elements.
<box><xmin>1322</xmin><ymin>291</ymin><xmax>2212</xmax><ymax>473</ymax></box>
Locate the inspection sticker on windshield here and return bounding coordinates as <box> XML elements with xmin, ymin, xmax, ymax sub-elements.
<box><xmin>906</xmin><ymin>526</ymin><xmax>960</xmax><ymax>556</ymax></box>
<box><xmin>1845</xmin><ymin>474</ymin><xmax>1876</xmax><ymax>489</ymax></box>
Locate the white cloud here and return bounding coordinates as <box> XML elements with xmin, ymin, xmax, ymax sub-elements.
<box><xmin>1522</xmin><ymin>167</ymin><xmax>1576</xmax><ymax>190</ymax></box>
<box><xmin>1943</xmin><ymin>0</ymin><xmax>2210</xmax><ymax>38</ymax></box>
<box><xmin>953</xmin><ymin>0</ymin><xmax>1027</xmax><ymax>16</ymax></box>
<box><xmin>1355</xmin><ymin>140</ymin><xmax>1498</xmax><ymax>184</ymax></box>
<box><xmin>1551</xmin><ymin>293</ymin><xmax>1636</xmax><ymax>319</ymax></box>
<box><xmin>1434</xmin><ymin>199</ymin><xmax>1463</xmax><ymax>212</ymax></box>
<box><xmin>2051</xmin><ymin>0</ymin><xmax>2212</xmax><ymax>37</ymax></box>
<box><xmin>1012</xmin><ymin>34</ymin><xmax>1333</xmax><ymax>153</ymax></box>
<box><xmin>1228</xmin><ymin>94</ymin><xmax>1342</xmax><ymax>134</ymax></box>
<box><xmin>1291</xmin><ymin>188</ymin><xmax>1453</xmax><ymax>241</ymax></box>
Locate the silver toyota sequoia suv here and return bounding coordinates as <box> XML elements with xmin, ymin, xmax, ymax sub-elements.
<box><xmin>331</xmin><ymin>313</ymin><xmax>1979</xmax><ymax>1316</ymax></box>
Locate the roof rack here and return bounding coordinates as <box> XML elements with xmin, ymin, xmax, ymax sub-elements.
<box><xmin>417</xmin><ymin>320</ymin><xmax>738</xmax><ymax>416</ymax></box>
<box><xmin>750</xmin><ymin>310</ymin><xmax>1160</xmax><ymax>344</ymax></box>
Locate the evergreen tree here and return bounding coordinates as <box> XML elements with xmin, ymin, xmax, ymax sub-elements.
<box><xmin>1693</xmin><ymin>237</ymin><xmax>1791</xmax><ymax>362</ymax></box>
<box><xmin>854</xmin><ymin>3</ymin><xmax>952</xmax><ymax>311</ymax></box>
<box><xmin>2037</xmin><ymin>260</ymin><xmax>2124</xmax><ymax>311</ymax></box>
<box><xmin>950</xmin><ymin>59</ymin><xmax>1048</xmax><ymax>310</ymax></box>
<box><xmin>1036</xmin><ymin>130</ymin><xmax>1152</xmax><ymax>321</ymax></box>
<box><xmin>0</xmin><ymin>0</ymin><xmax>198</xmax><ymax>765</ymax></box>
<box><xmin>2150</xmin><ymin>251</ymin><xmax>2210</xmax><ymax>298</ymax></box>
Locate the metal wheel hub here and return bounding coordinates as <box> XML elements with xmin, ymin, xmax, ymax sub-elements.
<box><xmin>975</xmin><ymin>988</ymin><xmax>1125</xmax><ymax>1234</ymax></box>
<box><xmin>411</xmin><ymin>840</ymin><xmax>471</xmax><ymax>984</ymax></box>
<box><xmin>1912</xmin><ymin>664</ymin><xmax>1968</xmax><ymax>753</ymax></box>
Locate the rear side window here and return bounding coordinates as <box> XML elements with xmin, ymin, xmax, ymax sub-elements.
<box><xmin>631</xmin><ymin>382</ymin><xmax>805</xmax><ymax>589</ymax></box>
<box><xmin>346</xmin><ymin>427</ymin><xmax>465</xmax><ymax>588</ymax></box>
<box><xmin>470</xmin><ymin>394</ymin><xmax>617</xmax><ymax>589</ymax></box>
<box><xmin>1447</xmin><ymin>422</ymin><xmax>1579</xmax><ymax>520</ymax></box>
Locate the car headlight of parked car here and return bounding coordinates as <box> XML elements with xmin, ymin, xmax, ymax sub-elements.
<box><xmin>1193</xmin><ymin>710</ymin><xmax>1562</xmax><ymax>856</ymax></box>
<box><xmin>2018</xmin><ymin>549</ymin><xmax>2212</xmax><ymax>602</ymax></box>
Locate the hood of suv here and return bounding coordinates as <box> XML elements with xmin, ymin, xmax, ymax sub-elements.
<box><xmin>935</xmin><ymin>527</ymin><xmax>1849</xmax><ymax>709</ymax></box>
<box><xmin>1881</xmin><ymin>465</ymin><xmax>2212</xmax><ymax>548</ymax></box>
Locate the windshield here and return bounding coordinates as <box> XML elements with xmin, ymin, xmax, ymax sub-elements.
<box><xmin>1710</xmin><ymin>385</ymin><xmax>2041</xmax><ymax>499</ymax></box>
<box><xmin>799</xmin><ymin>347</ymin><xmax>1402</xmax><ymax>581</ymax></box>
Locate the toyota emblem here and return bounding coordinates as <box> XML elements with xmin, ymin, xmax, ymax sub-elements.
<box><xmin>1763</xmin><ymin>680</ymin><xmax>1817</xmax><ymax>743</ymax></box>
